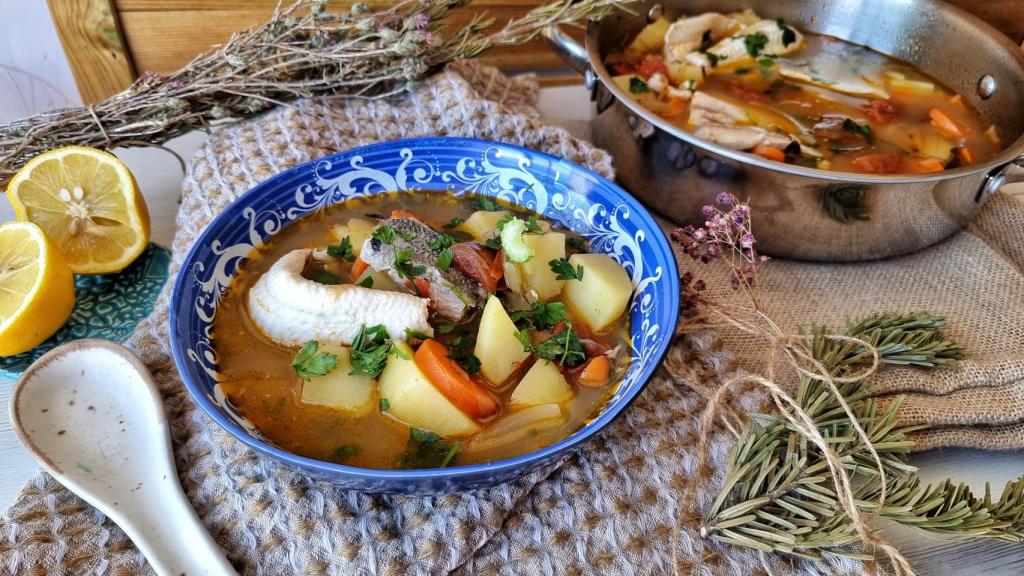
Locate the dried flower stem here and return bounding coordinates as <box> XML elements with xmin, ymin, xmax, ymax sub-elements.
<box><xmin>0</xmin><ymin>0</ymin><xmax>629</xmax><ymax>183</ymax></box>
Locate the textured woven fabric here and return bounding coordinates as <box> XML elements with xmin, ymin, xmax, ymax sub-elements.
<box><xmin>0</xmin><ymin>62</ymin><xmax>873</xmax><ymax>576</ymax></box>
<box><xmin>696</xmin><ymin>191</ymin><xmax>1024</xmax><ymax>451</ymax></box>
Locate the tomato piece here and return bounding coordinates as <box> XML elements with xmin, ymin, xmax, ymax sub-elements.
<box><xmin>390</xmin><ymin>210</ymin><xmax>418</xmax><ymax>220</ymax></box>
<box><xmin>852</xmin><ymin>153</ymin><xmax>904</xmax><ymax>174</ymax></box>
<box><xmin>415</xmin><ymin>339</ymin><xmax>499</xmax><ymax>419</ymax></box>
<box><xmin>637</xmin><ymin>56</ymin><xmax>668</xmax><ymax>80</ymax></box>
<box><xmin>904</xmin><ymin>156</ymin><xmax>946</xmax><ymax>174</ymax></box>
<box><xmin>864</xmin><ymin>100</ymin><xmax>898</xmax><ymax>124</ymax></box>
<box><xmin>488</xmin><ymin>249</ymin><xmax>505</xmax><ymax>289</ymax></box>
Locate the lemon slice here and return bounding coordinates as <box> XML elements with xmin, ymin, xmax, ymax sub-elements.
<box><xmin>7</xmin><ymin>146</ymin><xmax>150</xmax><ymax>274</ymax></box>
<box><xmin>0</xmin><ymin>222</ymin><xmax>75</xmax><ymax>356</ymax></box>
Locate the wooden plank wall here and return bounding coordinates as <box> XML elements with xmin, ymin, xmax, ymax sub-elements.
<box><xmin>50</xmin><ymin>0</ymin><xmax>1024</xmax><ymax>104</ymax></box>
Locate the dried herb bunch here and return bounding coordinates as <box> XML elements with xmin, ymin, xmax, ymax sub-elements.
<box><xmin>0</xmin><ymin>0</ymin><xmax>629</xmax><ymax>182</ymax></box>
<box><xmin>705</xmin><ymin>315</ymin><xmax>1024</xmax><ymax>558</ymax></box>
<box><xmin>672</xmin><ymin>196</ymin><xmax>1024</xmax><ymax>573</ymax></box>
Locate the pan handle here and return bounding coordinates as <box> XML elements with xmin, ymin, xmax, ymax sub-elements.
<box><xmin>977</xmin><ymin>156</ymin><xmax>1024</xmax><ymax>201</ymax></box>
<box><xmin>542</xmin><ymin>26</ymin><xmax>596</xmax><ymax>88</ymax></box>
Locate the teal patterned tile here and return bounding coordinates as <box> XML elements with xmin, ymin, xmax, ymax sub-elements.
<box><xmin>0</xmin><ymin>243</ymin><xmax>170</xmax><ymax>379</ymax></box>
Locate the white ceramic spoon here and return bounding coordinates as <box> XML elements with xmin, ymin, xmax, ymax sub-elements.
<box><xmin>9</xmin><ymin>339</ymin><xmax>236</xmax><ymax>576</ymax></box>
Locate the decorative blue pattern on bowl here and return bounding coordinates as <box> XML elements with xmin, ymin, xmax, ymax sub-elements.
<box><xmin>170</xmin><ymin>137</ymin><xmax>679</xmax><ymax>494</ymax></box>
<box><xmin>1</xmin><ymin>243</ymin><xmax>170</xmax><ymax>379</ymax></box>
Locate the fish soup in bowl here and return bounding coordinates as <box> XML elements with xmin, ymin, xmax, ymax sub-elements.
<box><xmin>214</xmin><ymin>193</ymin><xmax>632</xmax><ymax>469</ymax></box>
<box><xmin>170</xmin><ymin>138</ymin><xmax>679</xmax><ymax>494</ymax></box>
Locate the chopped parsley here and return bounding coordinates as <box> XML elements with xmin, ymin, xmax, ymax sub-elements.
<box><xmin>397</xmin><ymin>428</ymin><xmax>461</xmax><ymax>469</ymax></box>
<box><xmin>510</xmin><ymin>301</ymin><xmax>568</xmax><ymax>330</ymax></box>
<box><xmin>357</xmin><ymin>275</ymin><xmax>374</xmax><ymax>288</ymax></box>
<box><xmin>629</xmin><ymin>76</ymin><xmax>650</xmax><ymax>94</ymax></box>
<box><xmin>436</xmin><ymin>249</ymin><xmax>453</xmax><ymax>270</ymax></box>
<box><xmin>744</xmin><ymin>33</ymin><xmax>769</xmax><ymax>57</ymax></box>
<box><xmin>308</xmin><ymin>269</ymin><xmax>341</xmax><ymax>285</ymax></box>
<box><xmin>428</xmin><ymin>233</ymin><xmax>456</xmax><ymax>251</ymax></box>
<box><xmin>843</xmin><ymin>118</ymin><xmax>875</xmax><ymax>144</ymax></box>
<box><xmin>706</xmin><ymin>53</ymin><xmax>724</xmax><ymax>68</ymax></box>
<box><xmin>495</xmin><ymin>214</ymin><xmax>514</xmax><ymax>231</ymax></box>
<box><xmin>735</xmin><ymin>67</ymin><xmax>751</xmax><ymax>75</ymax></box>
<box><xmin>327</xmin><ymin>236</ymin><xmax>356</xmax><ymax>261</ymax></box>
<box><xmin>778</xmin><ymin>18</ymin><xmax>797</xmax><ymax>47</ymax></box>
<box><xmin>442</xmin><ymin>217</ymin><xmax>465</xmax><ymax>230</ymax></box>
<box><xmin>446</xmin><ymin>334</ymin><xmax>481</xmax><ymax>375</ymax></box>
<box><xmin>372</xmin><ymin>225</ymin><xmax>396</xmax><ymax>244</ymax></box>
<box><xmin>292</xmin><ymin>340</ymin><xmax>339</xmax><ymax>381</ymax></box>
<box><xmin>394</xmin><ymin>250</ymin><xmax>427</xmax><ymax>294</ymax></box>
<box><xmin>404</xmin><ymin>328</ymin><xmax>430</xmax><ymax>341</ymax></box>
<box><xmin>380</xmin><ymin>398</ymin><xmax>391</xmax><ymax>411</ymax></box>
<box><xmin>699</xmin><ymin>29</ymin><xmax>714</xmax><ymax>52</ymax></box>
<box><xmin>525</xmin><ymin>215</ymin><xmax>544</xmax><ymax>234</ymax></box>
<box><xmin>436</xmin><ymin>321</ymin><xmax>457</xmax><ymax>335</ymax></box>
<box><xmin>549</xmin><ymin>257</ymin><xmax>584</xmax><ymax>281</ymax></box>
<box><xmin>331</xmin><ymin>445</ymin><xmax>361</xmax><ymax>462</ymax></box>
<box><xmin>348</xmin><ymin>324</ymin><xmax>392</xmax><ymax>378</ymax></box>
<box><xmin>484</xmin><ymin>237</ymin><xmax>503</xmax><ymax>251</ymax></box>
<box><xmin>757</xmin><ymin>56</ymin><xmax>776</xmax><ymax>69</ymax></box>
<box><xmin>518</xmin><ymin>327</ymin><xmax>586</xmax><ymax>367</ymax></box>
<box><xmin>473</xmin><ymin>196</ymin><xmax>503</xmax><ymax>212</ymax></box>
<box><xmin>566</xmin><ymin>236</ymin><xmax>588</xmax><ymax>251</ymax></box>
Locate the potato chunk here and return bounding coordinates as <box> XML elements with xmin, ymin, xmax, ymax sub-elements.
<box><xmin>510</xmin><ymin>360</ymin><xmax>573</xmax><ymax>408</ymax></box>
<box><xmin>300</xmin><ymin>346</ymin><xmax>375</xmax><ymax>416</ymax></box>
<box><xmin>562</xmin><ymin>253</ymin><xmax>633</xmax><ymax>332</ymax></box>
<box><xmin>474</xmin><ymin>295</ymin><xmax>531</xmax><ymax>385</ymax></box>
<box><xmin>457</xmin><ymin>210</ymin><xmax>510</xmax><ymax>241</ymax></box>
<box><xmin>626</xmin><ymin>17</ymin><xmax>671</xmax><ymax>53</ymax></box>
<box><xmin>378</xmin><ymin>341</ymin><xmax>481</xmax><ymax>437</ymax></box>
<box><xmin>330</xmin><ymin>217</ymin><xmax>375</xmax><ymax>257</ymax></box>
<box><xmin>504</xmin><ymin>232</ymin><xmax>565</xmax><ymax>302</ymax></box>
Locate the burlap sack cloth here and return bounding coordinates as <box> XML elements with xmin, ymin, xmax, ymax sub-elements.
<box><xmin>0</xmin><ymin>61</ymin><xmax>1017</xmax><ymax>574</ymax></box>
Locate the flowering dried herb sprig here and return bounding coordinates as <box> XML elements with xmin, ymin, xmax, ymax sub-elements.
<box><xmin>0</xmin><ymin>0</ymin><xmax>631</xmax><ymax>183</ymax></box>
<box><xmin>671</xmin><ymin>192</ymin><xmax>769</xmax><ymax>310</ymax></box>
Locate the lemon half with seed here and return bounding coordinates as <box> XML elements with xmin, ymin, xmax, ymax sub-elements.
<box><xmin>0</xmin><ymin>222</ymin><xmax>75</xmax><ymax>356</ymax></box>
<box><xmin>7</xmin><ymin>146</ymin><xmax>150</xmax><ymax>274</ymax></box>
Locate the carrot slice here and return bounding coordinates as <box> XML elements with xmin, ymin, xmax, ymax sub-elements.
<box><xmin>905</xmin><ymin>156</ymin><xmax>945</xmax><ymax>174</ymax></box>
<box><xmin>957</xmin><ymin>146</ymin><xmax>975</xmax><ymax>165</ymax></box>
<box><xmin>415</xmin><ymin>339</ymin><xmax>499</xmax><ymax>419</ymax></box>
<box><xmin>661</xmin><ymin>98</ymin><xmax>687</xmax><ymax>118</ymax></box>
<box><xmin>751</xmin><ymin>144</ymin><xmax>785</xmax><ymax>162</ymax></box>
<box><xmin>390</xmin><ymin>210</ymin><xmax>418</xmax><ymax>220</ymax></box>
<box><xmin>350</xmin><ymin>258</ymin><xmax>370</xmax><ymax>282</ymax></box>
<box><xmin>852</xmin><ymin>153</ymin><xmax>903</xmax><ymax>174</ymax></box>
<box><xmin>578</xmin><ymin>355</ymin><xmax>611</xmax><ymax>388</ymax></box>
<box><xmin>929</xmin><ymin>108</ymin><xmax>963</xmax><ymax>138</ymax></box>
<box><xmin>488</xmin><ymin>249</ymin><xmax>505</xmax><ymax>288</ymax></box>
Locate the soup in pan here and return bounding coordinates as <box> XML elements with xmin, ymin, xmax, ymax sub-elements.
<box><xmin>606</xmin><ymin>10</ymin><xmax>1002</xmax><ymax>174</ymax></box>
<box><xmin>212</xmin><ymin>192</ymin><xmax>633</xmax><ymax>469</ymax></box>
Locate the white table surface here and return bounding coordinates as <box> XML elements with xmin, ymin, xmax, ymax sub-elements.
<box><xmin>1</xmin><ymin>85</ymin><xmax>1023</xmax><ymax>575</ymax></box>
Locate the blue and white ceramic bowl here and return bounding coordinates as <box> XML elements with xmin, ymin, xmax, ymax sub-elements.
<box><xmin>170</xmin><ymin>137</ymin><xmax>680</xmax><ymax>494</ymax></box>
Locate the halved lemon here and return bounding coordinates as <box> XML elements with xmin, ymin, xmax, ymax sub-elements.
<box><xmin>0</xmin><ymin>222</ymin><xmax>75</xmax><ymax>356</ymax></box>
<box><xmin>7</xmin><ymin>146</ymin><xmax>150</xmax><ymax>274</ymax></box>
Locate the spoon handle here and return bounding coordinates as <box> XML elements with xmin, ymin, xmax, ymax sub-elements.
<box><xmin>110</xmin><ymin>475</ymin><xmax>236</xmax><ymax>576</ymax></box>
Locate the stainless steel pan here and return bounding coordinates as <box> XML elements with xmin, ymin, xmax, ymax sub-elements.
<box><xmin>545</xmin><ymin>0</ymin><xmax>1024</xmax><ymax>261</ymax></box>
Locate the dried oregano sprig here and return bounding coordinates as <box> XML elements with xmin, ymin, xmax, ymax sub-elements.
<box><xmin>704</xmin><ymin>314</ymin><xmax>1024</xmax><ymax>561</ymax></box>
<box><xmin>0</xmin><ymin>0</ymin><xmax>630</xmax><ymax>183</ymax></box>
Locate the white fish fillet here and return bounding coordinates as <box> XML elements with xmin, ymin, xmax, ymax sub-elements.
<box><xmin>688</xmin><ymin>91</ymin><xmax>748</xmax><ymax>126</ymax></box>
<box><xmin>247</xmin><ymin>248</ymin><xmax>433</xmax><ymax>346</ymax></box>
<box><xmin>689</xmin><ymin>92</ymin><xmax>800</xmax><ymax>152</ymax></box>
<box><xmin>663</xmin><ymin>13</ymin><xmax>741</xmax><ymax>64</ymax></box>
<box><xmin>687</xmin><ymin>19</ymin><xmax>804</xmax><ymax>69</ymax></box>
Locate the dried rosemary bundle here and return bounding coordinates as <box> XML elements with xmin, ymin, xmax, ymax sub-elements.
<box><xmin>704</xmin><ymin>313</ymin><xmax>1024</xmax><ymax>561</ymax></box>
<box><xmin>0</xmin><ymin>0</ymin><xmax>628</xmax><ymax>182</ymax></box>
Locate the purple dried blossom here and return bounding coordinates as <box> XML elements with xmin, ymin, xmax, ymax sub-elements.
<box><xmin>669</xmin><ymin>193</ymin><xmax>767</xmax><ymax>303</ymax></box>
<box><xmin>715</xmin><ymin>192</ymin><xmax>737</xmax><ymax>206</ymax></box>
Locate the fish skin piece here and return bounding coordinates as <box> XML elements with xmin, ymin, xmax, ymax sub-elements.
<box><xmin>663</xmin><ymin>13</ymin><xmax>742</xmax><ymax>64</ymax></box>
<box><xmin>247</xmin><ymin>248</ymin><xmax>432</xmax><ymax>346</ymax></box>
<box><xmin>687</xmin><ymin>19</ymin><xmax>804</xmax><ymax>69</ymax></box>
<box><xmin>359</xmin><ymin>217</ymin><xmax>487</xmax><ymax>322</ymax></box>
